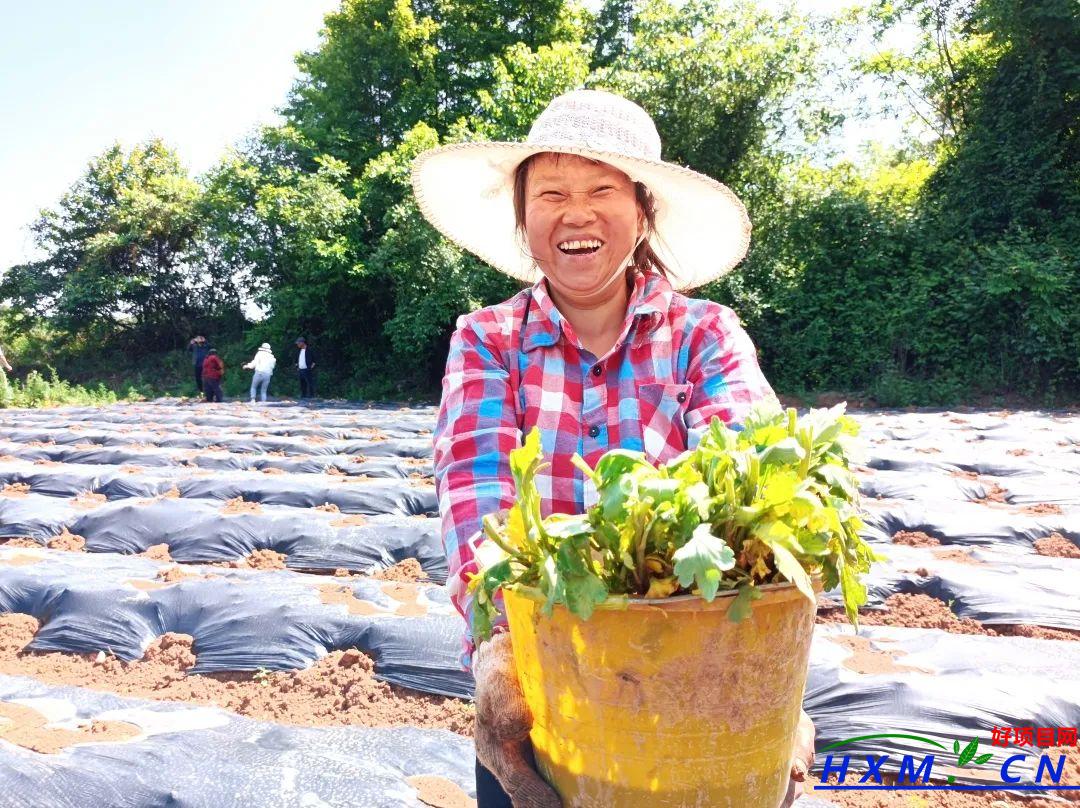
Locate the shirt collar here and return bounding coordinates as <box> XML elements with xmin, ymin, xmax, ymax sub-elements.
<box><xmin>522</xmin><ymin>271</ymin><xmax>673</xmax><ymax>354</ymax></box>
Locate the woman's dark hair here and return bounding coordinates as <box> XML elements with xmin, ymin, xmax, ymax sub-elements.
<box><xmin>512</xmin><ymin>153</ymin><xmax>670</xmax><ymax>279</ymax></box>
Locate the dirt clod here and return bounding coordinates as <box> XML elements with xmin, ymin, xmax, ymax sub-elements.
<box><xmin>70</xmin><ymin>492</ymin><xmax>108</xmax><ymax>510</ymax></box>
<box><xmin>1034</xmin><ymin>532</ymin><xmax>1080</xmax><ymax>559</ymax></box>
<box><xmin>371</xmin><ymin>559</ymin><xmax>428</xmax><ymax>583</ymax></box>
<box><xmin>141</xmin><ymin>543</ymin><xmax>172</xmax><ymax>562</ymax></box>
<box><xmin>221</xmin><ymin>497</ymin><xmax>262</xmax><ymax>515</ymax></box>
<box><xmin>245</xmin><ymin>549</ymin><xmax>287</xmax><ymax>569</ymax></box>
<box><xmin>46</xmin><ymin>529</ymin><xmax>86</xmax><ymax>551</ymax></box>
<box><xmin>892</xmin><ymin>530</ymin><xmax>940</xmax><ymax>547</ymax></box>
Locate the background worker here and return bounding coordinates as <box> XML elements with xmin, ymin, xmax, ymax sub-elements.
<box><xmin>296</xmin><ymin>337</ymin><xmax>316</xmax><ymax>399</ymax></box>
<box><xmin>417</xmin><ymin>90</ymin><xmax>815</xmax><ymax>807</ymax></box>
<box><xmin>243</xmin><ymin>342</ymin><xmax>276</xmax><ymax>403</ymax></box>
<box><xmin>187</xmin><ymin>335</ymin><xmax>209</xmax><ymax>394</ymax></box>
<box><xmin>201</xmin><ymin>348</ymin><xmax>225</xmax><ymax>403</ymax></box>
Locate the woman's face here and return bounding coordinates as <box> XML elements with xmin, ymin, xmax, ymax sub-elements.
<box><xmin>523</xmin><ymin>153</ymin><xmax>644</xmax><ymax>305</ymax></box>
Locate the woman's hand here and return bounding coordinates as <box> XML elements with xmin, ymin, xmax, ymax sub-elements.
<box><xmin>473</xmin><ymin>633</ymin><xmax>561</xmax><ymax>808</ymax></box>
<box><xmin>780</xmin><ymin>709</ymin><xmax>817</xmax><ymax>807</ymax></box>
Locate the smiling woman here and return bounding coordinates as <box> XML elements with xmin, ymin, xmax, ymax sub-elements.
<box><xmin>411</xmin><ymin>89</ymin><xmax>810</xmax><ymax>807</ymax></box>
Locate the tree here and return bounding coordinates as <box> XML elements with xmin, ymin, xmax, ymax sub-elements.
<box><xmin>0</xmin><ymin>140</ymin><xmax>226</xmax><ymax>350</ymax></box>
<box><xmin>285</xmin><ymin>0</ymin><xmax>582</xmax><ymax>172</ymax></box>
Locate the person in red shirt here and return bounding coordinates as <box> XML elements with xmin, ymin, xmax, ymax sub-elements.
<box><xmin>201</xmin><ymin>348</ymin><xmax>225</xmax><ymax>403</ymax></box>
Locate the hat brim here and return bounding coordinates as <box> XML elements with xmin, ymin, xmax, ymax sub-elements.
<box><xmin>411</xmin><ymin>142</ymin><xmax>751</xmax><ymax>291</ymax></box>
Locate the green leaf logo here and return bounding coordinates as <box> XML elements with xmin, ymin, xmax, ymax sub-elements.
<box><xmin>958</xmin><ymin>738</ymin><xmax>979</xmax><ymax>767</ymax></box>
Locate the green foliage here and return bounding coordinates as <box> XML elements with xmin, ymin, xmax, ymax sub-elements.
<box><xmin>0</xmin><ymin>140</ymin><xmax>242</xmax><ymax>353</ymax></box>
<box><xmin>0</xmin><ymin>369</ymin><xmax>120</xmax><ymax>409</ymax></box>
<box><xmin>470</xmin><ymin>405</ymin><xmax>877</xmax><ymax>641</ymax></box>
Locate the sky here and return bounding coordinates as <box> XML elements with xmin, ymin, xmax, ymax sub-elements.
<box><xmin>0</xmin><ymin>0</ymin><xmax>908</xmax><ymax>274</ymax></box>
<box><xmin>0</xmin><ymin>0</ymin><xmax>339</xmax><ymax>272</ymax></box>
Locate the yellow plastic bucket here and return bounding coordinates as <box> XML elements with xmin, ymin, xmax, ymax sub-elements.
<box><xmin>503</xmin><ymin>583</ymin><xmax>817</xmax><ymax>808</ymax></box>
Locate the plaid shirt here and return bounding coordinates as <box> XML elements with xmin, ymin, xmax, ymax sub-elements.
<box><xmin>434</xmin><ymin>270</ymin><xmax>776</xmax><ymax>665</ymax></box>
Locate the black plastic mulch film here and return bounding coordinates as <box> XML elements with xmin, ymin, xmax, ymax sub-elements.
<box><xmin>0</xmin><ymin>402</ymin><xmax>1078</xmax><ymax>805</ymax></box>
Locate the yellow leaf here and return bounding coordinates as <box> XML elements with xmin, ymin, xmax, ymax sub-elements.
<box><xmin>645</xmin><ymin>576</ymin><xmax>679</xmax><ymax>599</ymax></box>
<box><xmin>505</xmin><ymin>505</ymin><xmax>527</xmax><ymax>549</ymax></box>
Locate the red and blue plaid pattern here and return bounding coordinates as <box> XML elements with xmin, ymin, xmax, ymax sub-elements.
<box><xmin>434</xmin><ymin>270</ymin><xmax>777</xmax><ymax>665</ymax></box>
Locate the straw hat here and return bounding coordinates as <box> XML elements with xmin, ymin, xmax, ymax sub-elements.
<box><xmin>411</xmin><ymin>89</ymin><xmax>751</xmax><ymax>291</ymax></box>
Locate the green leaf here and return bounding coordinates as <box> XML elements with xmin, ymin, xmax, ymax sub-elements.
<box><xmin>673</xmin><ymin>524</ymin><xmax>736</xmax><ymax>601</ymax></box>
<box><xmin>953</xmin><ymin>739</ymin><xmax>960</xmax><ymax>754</ymax></box>
<box><xmin>958</xmin><ymin>738</ymin><xmax>979</xmax><ymax>767</ymax></box>
<box><xmin>974</xmin><ymin>753</ymin><xmax>993</xmax><ymax>765</ymax></box>
<box><xmin>544</xmin><ymin>514</ymin><xmax>592</xmax><ymax>539</ymax></box>
<box><xmin>563</xmin><ymin>572</ymin><xmax>608</xmax><ymax>620</ymax></box>
<box><xmin>758</xmin><ymin>437</ymin><xmax>805</xmax><ymax>467</ymax></box>
<box><xmin>728</xmin><ymin>584</ymin><xmax>762</xmax><ymax>622</ymax></box>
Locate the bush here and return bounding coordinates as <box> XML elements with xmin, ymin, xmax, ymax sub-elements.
<box><xmin>0</xmin><ymin>369</ymin><xmax>120</xmax><ymax>409</ymax></box>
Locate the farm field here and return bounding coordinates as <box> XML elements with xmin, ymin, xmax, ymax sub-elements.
<box><xmin>0</xmin><ymin>401</ymin><xmax>1078</xmax><ymax>807</ymax></box>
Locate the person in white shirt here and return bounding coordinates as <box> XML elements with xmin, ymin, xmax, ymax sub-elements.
<box><xmin>243</xmin><ymin>343</ymin><xmax>277</xmax><ymax>403</ymax></box>
<box><xmin>295</xmin><ymin>337</ymin><xmax>316</xmax><ymax>399</ymax></box>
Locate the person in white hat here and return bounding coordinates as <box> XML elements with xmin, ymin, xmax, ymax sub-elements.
<box><xmin>415</xmin><ymin>89</ymin><xmax>811</xmax><ymax>807</ymax></box>
<box><xmin>242</xmin><ymin>343</ymin><xmax>277</xmax><ymax>404</ymax></box>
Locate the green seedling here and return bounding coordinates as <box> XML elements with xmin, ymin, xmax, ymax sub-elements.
<box><xmin>469</xmin><ymin>403</ymin><xmax>880</xmax><ymax>641</ymax></box>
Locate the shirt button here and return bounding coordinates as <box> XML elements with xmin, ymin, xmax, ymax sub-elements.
<box><xmin>677</xmin><ymin>392</ymin><xmax>687</xmax><ymax>403</ymax></box>
<box><xmin>591</xmin><ymin>365</ymin><xmax>602</xmax><ymax>377</ymax></box>
<box><xmin>588</xmin><ymin>425</ymin><xmax>600</xmax><ymax>439</ymax></box>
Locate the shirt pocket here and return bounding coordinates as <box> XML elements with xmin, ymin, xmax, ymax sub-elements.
<box><xmin>637</xmin><ymin>382</ymin><xmax>693</xmax><ymax>463</ymax></box>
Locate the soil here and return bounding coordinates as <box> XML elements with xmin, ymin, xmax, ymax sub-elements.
<box><xmin>70</xmin><ymin>492</ymin><xmax>108</xmax><ymax>510</ymax></box>
<box><xmin>319</xmin><ymin>584</ymin><xmax>387</xmax><ymax>616</ymax></box>
<box><xmin>929</xmin><ymin>547</ymin><xmax>987</xmax><ymax>566</ymax></box>
<box><xmin>314</xmin><ymin>502</ymin><xmax>341</xmax><ymax>513</ymax></box>
<box><xmin>371</xmin><ymin>559</ymin><xmax>428</xmax><ymax>583</ymax></box>
<box><xmin>827</xmin><ymin>634</ymin><xmax>933</xmax><ymax>675</ymax></box>
<box><xmin>892</xmin><ymin>531</ymin><xmax>940</xmax><ymax>547</ymax></box>
<box><xmin>818</xmin><ymin>594</ymin><xmax>995</xmax><ymax>636</ymax></box>
<box><xmin>330</xmin><ymin>514</ymin><xmax>368</xmax><ymax>528</ymax></box>
<box><xmin>46</xmin><ymin>528</ymin><xmax>85</xmax><ymax>551</ymax></box>
<box><xmin>0</xmin><ymin>613</ymin><xmax>473</xmax><ymax>735</ymax></box>
<box><xmin>979</xmin><ymin>482</ymin><xmax>1011</xmax><ymax>503</ymax></box>
<box><xmin>0</xmin><ymin>701</ymin><xmax>141</xmax><ymax>754</ymax></box>
<box><xmin>951</xmin><ymin>470</ymin><xmax>980</xmax><ymax>480</ymax></box>
<box><xmin>140</xmin><ymin>543</ymin><xmax>173</xmax><ymax>562</ymax></box>
<box><xmin>1016</xmin><ymin>503</ymin><xmax>1064</xmax><ymax>516</ymax></box>
<box><xmin>1033</xmin><ymin>532</ymin><xmax>1080</xmax><ymax>559</ymax></box>
<box><xmin>1007</xmin><ymin>448</ymin><xmax>1032</xmax><ymax>456</ymax></box>
<box><xmin>0</xmin><ymin>482</ymin><xmax>30</xmax><ymax>497</ymax></box>
<box><xmin>244</xmin><ymin>549</ymin><xmax>287</xmax><ymax>570</ymax></box>
<box><xmin>819</xmin><ymin>595</ymin><xmax>1079</xmax><ymax>642</ymax></box>
<box><xmin>220</xmin><ymin>497</ymin><xmax>262</xmax><ymax>515</ymax></box>
<box><xmin>0</xmin><ymin>538</ymin><xmax>41</xmax><ymax>548</ymax></box>
<box><xmin>993</xmin><ymin>624</ymin><xmax>1080</xmax><ymax>642</ymax></box>
<box><xmin>157</xmin><ymin>565</ymin><xmax>204</xmax><ymax>583</ymax></box>
<box><xmin>406</xmin><ymin>775</ymin><xmax>477</xmax><ymax>808</ymax></box>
